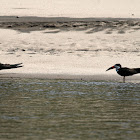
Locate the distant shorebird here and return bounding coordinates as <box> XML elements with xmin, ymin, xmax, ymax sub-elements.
<box><xmin>106</xmin><ymin>64</ymin><xmax>140</xmax><ymax>82</ymax></box>
<box><xmin>0</xmin><ymin>63</ymin><xmax>23</xmax><ymax>70</ymax></box>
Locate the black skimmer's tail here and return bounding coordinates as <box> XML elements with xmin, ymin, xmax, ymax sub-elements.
<box><xmin>106</xmin><ymin>64</ymin><xmax>140</xmax><ymax>82</ymax></box>
<box><xmin>0</xmin><ymin>63</ymin><xmax>23</xmax><ymax>70</ymax></box>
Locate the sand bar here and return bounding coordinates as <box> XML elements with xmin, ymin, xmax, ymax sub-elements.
<box><xmin>0</xmin><ymin>16</ymin><xmax>140</xmax><ymax>81</ymax></box>
<box><xmin>0</xmin><ymin>0</ymin><xmax>140</xmax><ymax>82</ymax></box>
<box><xmin>0</xmin><ymin>17</ymin><xmax>140</xmax><ymax>81</ymax></box>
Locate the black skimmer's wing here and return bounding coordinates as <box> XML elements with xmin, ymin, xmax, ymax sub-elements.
<box><xmin>117</xmin><ymin>67</ymin><xmax>140</xmax><ymax>76</ymax></box>
<box><xmin>133</xmin><ymin>68</ymin><xmax>140</xmax><ymax>73</ymax></box>
<box><xmin>0</xmin><ymin>63</ymin><xmax>23</xmax><ymax>70</ymax></box>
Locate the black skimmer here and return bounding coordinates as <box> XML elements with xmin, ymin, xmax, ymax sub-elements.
<box><xmin>0</xmin><ymin>63</ymin><xmax>23</xmax><ymax>70</ymax></box>
<box><xmin>106</xmin><ymin>64</ymin><xmax>140</xmax><ymax>82</ymax></box>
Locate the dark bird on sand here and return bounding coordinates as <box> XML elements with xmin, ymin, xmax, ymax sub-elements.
<box><xmin>106</xmin><ymin>64</ymin><xmax>140</xmax><ymax>83</ymax></box>
<box><xmin>0</xmin><ymin>63</ymin><xmax>23</xmax><ymax>70</ymax></box>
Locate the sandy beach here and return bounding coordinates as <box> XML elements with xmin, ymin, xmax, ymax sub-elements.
<box><xmin>0</xmin><ymin>0</ymin><xmax>140</xmax><ymax>81</ymax></box>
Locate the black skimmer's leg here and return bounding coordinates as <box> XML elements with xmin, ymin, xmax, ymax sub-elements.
<box><xmin>123</xmin><ymin>76</ymin><xmax>125</xmax><ymax>83</ymax></box>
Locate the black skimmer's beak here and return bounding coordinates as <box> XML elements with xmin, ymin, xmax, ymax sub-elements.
<box><xmin>106</xmin><ymin>66</ymin><xmax>115</xmax><ymax>71</ymax></box>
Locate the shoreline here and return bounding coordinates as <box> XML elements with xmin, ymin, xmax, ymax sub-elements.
<box><xmin>1</xmin><ymin>73</ymin><xmax>140</xmax><ymax>83</ymax></box>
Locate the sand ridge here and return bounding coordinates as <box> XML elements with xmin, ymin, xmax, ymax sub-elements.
<box><xmin>0</xmin><ymin>16</ymin><xmax>140</xmax><ymax>33</ymax></box>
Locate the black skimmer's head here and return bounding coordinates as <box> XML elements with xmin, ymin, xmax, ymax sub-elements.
<box><xmin>106</xmin><ymin>64</ymin><xmax>121</xmax><ymax>71</ymax></box>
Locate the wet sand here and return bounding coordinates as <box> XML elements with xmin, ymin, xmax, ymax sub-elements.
<box><xmin>1</xmin><ymin>72</ymin><xmax>140</xmax><ymax>83</ymax></box>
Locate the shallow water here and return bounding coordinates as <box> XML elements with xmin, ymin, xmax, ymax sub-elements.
<box><xmin>0</xmin><ymin>79</ymin><xmax>140</xmax><ymax>140</ymax></box>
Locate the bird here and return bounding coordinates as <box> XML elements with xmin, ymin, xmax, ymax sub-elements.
<box><xmin>106</xmin><ymin>64</ymin><xmax>140</xmax><ymax>83</ymax></box>
<box><xmin>0</xmin><ymin>63</ymin><xmax>23</xmax><ymax>70</ymax></box>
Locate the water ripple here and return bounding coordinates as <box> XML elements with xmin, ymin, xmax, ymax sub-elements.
<box><xmin>0</xmin><ymin>79</ymin><xmax>139</xmax><ymax>140</ymax></box>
